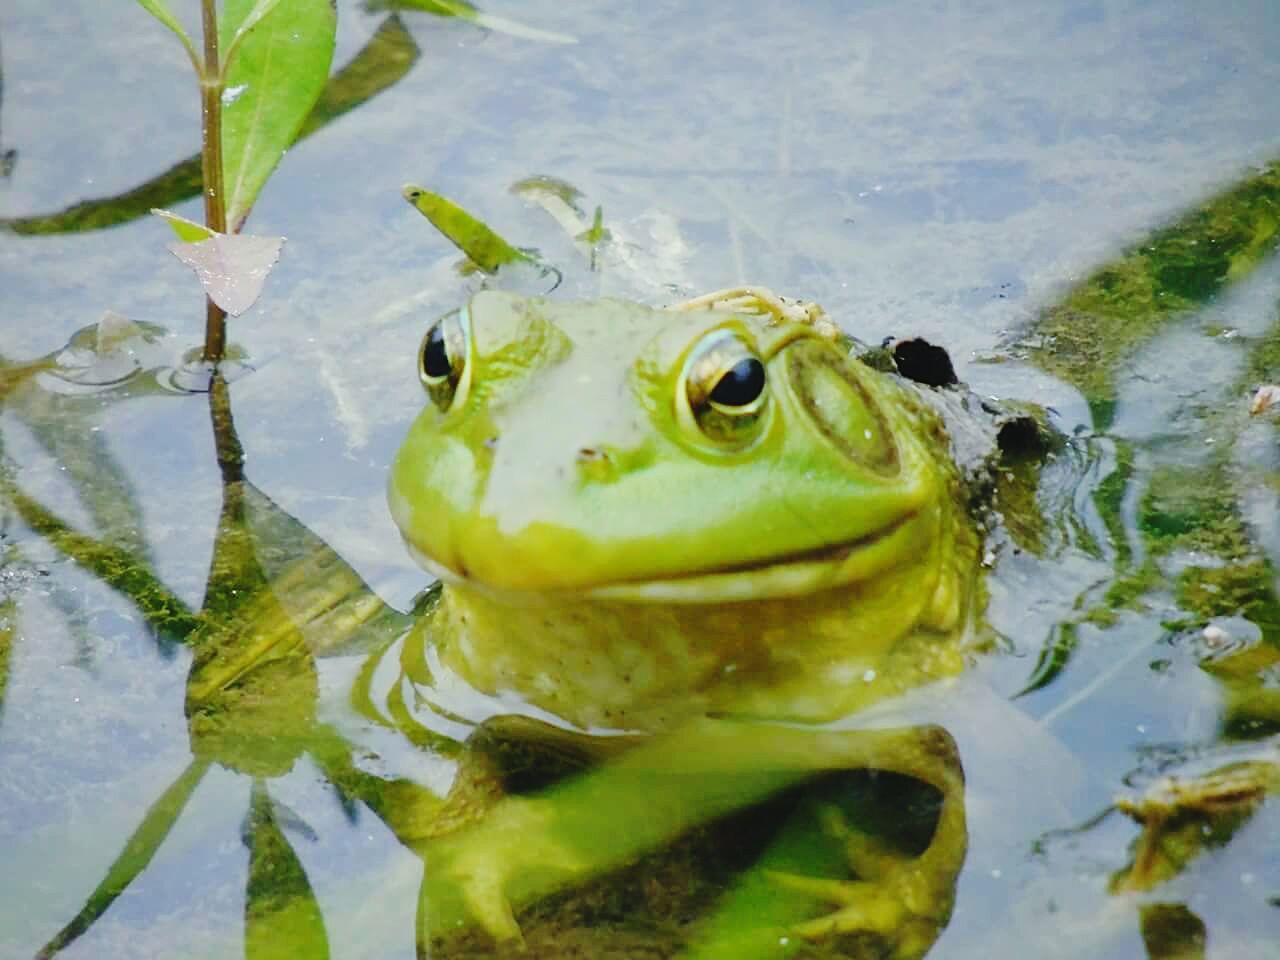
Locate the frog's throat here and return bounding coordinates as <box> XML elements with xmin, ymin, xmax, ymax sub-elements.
<box><xmin>425</xmin><ymin>519</ymin><xmax>969</xmax><ymax>732</ymax></box>
<box><xmin>402</xmin><ymin>503</ymin><xmax>939</xmax><ymax>605</ymax></box>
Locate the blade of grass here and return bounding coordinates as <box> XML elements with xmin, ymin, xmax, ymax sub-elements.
<box><xmin>35</xmin><ymin>760</ymin><xmax>212</xmax><ymax>959</ymax></box>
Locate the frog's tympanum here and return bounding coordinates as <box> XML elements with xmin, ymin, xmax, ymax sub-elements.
<box><xmin>387</xmin><ymin>288</ymin><xmax>982</xmax><ymax>955</ymax></box>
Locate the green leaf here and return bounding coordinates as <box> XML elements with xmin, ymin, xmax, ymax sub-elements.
<box><xmin>151</xmin><ymin>206</ymin><xmax>215</xmax><ymax>242</ymax></box>
<box><xmin>223</xmin><ymin>0</ymin><xmax>288</xmax><ymax>66</ymax></box>
<box><xmin>2</xmin><ymin>17</ymin><xmax>419</xmax><ymax>236</ymax></box>
<box><xmin>402</xmin><ymin>184</ymin><xmax>534</xmax><ymax>273</ymax></box>
<box><xmin>133</xmin><ymin>0</ymin><xmax>201</xmax><ymax>73</ymax></box>
<box><xmin>219</xmin><ymin>0</ymin><xmax>337</xmax><ymax>232</ymax></box>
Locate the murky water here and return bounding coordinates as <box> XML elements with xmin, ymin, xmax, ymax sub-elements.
<box><xmin>1</xmin><ymin>1</ymin><xmax>1278</xmax><ymax>957</ymax></box>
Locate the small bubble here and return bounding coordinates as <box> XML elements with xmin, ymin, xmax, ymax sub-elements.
<box><xmin>862</xmin><ymin>669</ymin><xmax>877</xmax><ymax>683</ymax></box>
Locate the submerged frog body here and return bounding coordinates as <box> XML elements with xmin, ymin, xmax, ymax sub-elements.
<box><xmin>386</xmin><ymin>287</ymin><xmax>985</xmax><ymax>951</ymax></box>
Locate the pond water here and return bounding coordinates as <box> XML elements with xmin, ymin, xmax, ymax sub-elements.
<box><xmin>1</xmin><ymin>1</ymin><xmax>1279</xmax><ymax>958</ymax></box>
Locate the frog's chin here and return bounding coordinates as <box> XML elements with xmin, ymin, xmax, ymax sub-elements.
<box><xmin>400</xmin><ymin>505</ymin><xmax>935</xmax><ymax>605</ymax></box>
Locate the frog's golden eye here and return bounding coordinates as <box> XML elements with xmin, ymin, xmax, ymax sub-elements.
<box><xmin>682</xmin><ymin>330</ymin><xmax>769</xmax><ymax>447</ymax></box>
<box><xmin>418</xmin><ymin>307</ymin><xmax>470</xmax><ymax>411</ymax></box>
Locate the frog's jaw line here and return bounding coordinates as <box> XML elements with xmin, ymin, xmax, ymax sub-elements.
<box><xmin>401</xmin><ymin>503</ymin><xmax>937</xmax><ymax>606</ymax></box>
<box><xmin>586</xmin><ymin>505</ymin><xmax>935</xmax><ymax>603</ymax></box>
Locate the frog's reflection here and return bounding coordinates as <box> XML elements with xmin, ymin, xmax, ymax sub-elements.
<box><xmin>341</xmin><ymin>616</ymin><xmax>970</xmax><ymax>959</ymax></box>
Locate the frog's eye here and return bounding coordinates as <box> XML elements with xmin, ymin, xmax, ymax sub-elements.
<box><xmin>682</xmin><ymin>330</ymin><xmax>769</xmax><ymax>447</ymax></box>
<box><xmin>418</xmin><ymin>307</ymin><xmax>470</xmax><ymax>411</ymax></box>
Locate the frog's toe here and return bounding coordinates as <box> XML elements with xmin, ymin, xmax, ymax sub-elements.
<box><xmin>425</xmin><ymin>795</ymin><xmax>590</xmax><ymax>942</ymax></box>
<box><xmin>767</xmin><ymin>871</ymin><xmax>906</xmax><ymax>937</ymax></box>
<box><xmin>456</xmin><ymin>871</ymin><xmax>522</xmax><ymax>942</ymax></box>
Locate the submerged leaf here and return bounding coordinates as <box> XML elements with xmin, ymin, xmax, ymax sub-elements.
<box><xmin>151</xmin><ymin>206</ymin><xmax>215</xmax><ymax>243</ymax></box>
<box><xmin>168</xmin><ymin>233</ymin><xmax>285</xmax><ymax>316</ymax></box>
<box><xmin>244</xmin><ymin>782</ymin><xmax>330</xmax><ymax>960</ymax></box>
<box><xmin>367</xmin><ymin>0</ymin><xmax>577</xmax><ymax>44</ymax></box>
<box><xmin>219</xmin><ymin>0</ymin><xmax>336</xmax><ymax>231</ymax></box>
<box><xmin>402</xmin><ymin>183</ymin><xmax>534</xmax><ymax>273</ymax></box>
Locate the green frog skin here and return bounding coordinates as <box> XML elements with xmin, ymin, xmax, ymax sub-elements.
<box><xmin>387</xmin><ymin>288</ymin><xmax>979</xmax><ymax>953</ymax></box>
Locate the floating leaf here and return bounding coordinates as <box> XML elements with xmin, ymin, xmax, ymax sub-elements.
<box><xmin>219</xmin><ymin>0</ymin><xmax>336</xmax><ymax>231</ymax></box>
<box><xmin>151</xmin><ymin>207</ymin><xmax>215</xmax><ymax>243</ymax></box>
<box><xmin>403</xmin><ymin>184</ymin><xmax>534</xmax><ymax>273</ymax></box>
<box><xmin>367</xmin><ymin>0</ymin><xmax>576</xmax><ymax>44</ymax></box>
<box><xmin>168</xmin><ymin>233</ymin><xmax>285</xmax><ymax>316</ymax></box>
<box><xmin>133</xmin><ymin>0</ymin><xmax>201</xmax><ymax>72</ymax></box>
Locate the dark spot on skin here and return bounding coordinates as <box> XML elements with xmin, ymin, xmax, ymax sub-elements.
<box><xmin>577</xmin><ymin>446</ymin><xmax>603</xmax><ymax>462</ymax></box>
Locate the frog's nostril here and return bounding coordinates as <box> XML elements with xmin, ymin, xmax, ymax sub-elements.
<box><xmin>576</xmin><ymin>446</ymin><xmax>618</xmax><ymax>483</ymax></box>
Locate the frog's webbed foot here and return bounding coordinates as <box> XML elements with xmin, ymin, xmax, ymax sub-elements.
<box><xmin>420</xmin><ymin>794</ymin><xmax>588</xmax><ymax>943</ymax></box>
<box><xmin>770</xmin><ymin>726</ymin><xmax>968</xmax><ymax>957</ymax></box>
<box><xmin>768</xmin><ymin>806</ymin><xmax>957</xmax><ymax>955</ymax></box>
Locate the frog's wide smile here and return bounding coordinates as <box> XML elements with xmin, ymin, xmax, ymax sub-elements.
<box><xmin>399</xmin><ymin>504</ymin><xmax>933</xmax><ymax>605</ymax></box>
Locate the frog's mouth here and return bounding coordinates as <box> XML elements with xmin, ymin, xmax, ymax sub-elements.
<box><xmin>400</xmin><ymin>503</ymin><xmax>936</xmax><ymax>605</ymax></box>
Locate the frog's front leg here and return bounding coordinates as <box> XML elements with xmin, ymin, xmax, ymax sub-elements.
<box><xmin>415</xmin><ymin>719</ymin><xmax>965</xmax><ymax>949</ymax></box>
<box><xmin>765</xmin><ymin>725</ymin><xmax>966</xmax><ymax>956</ymax></box>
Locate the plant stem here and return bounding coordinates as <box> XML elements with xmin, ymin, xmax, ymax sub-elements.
<box><xmin>199</xmin><ymin>0</ymin><xmax>228</xmax><ymax>364</ymax></box>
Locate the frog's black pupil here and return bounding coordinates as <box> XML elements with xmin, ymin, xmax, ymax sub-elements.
<box><xmin>709</xmin><ymin>357</ymin><xmax>765</xmax><ymax>407</ymax></box>
<box><xmin>422</xmin><ymin>324</ymin><xmax>451</xmax><ymax>379</ymax></box>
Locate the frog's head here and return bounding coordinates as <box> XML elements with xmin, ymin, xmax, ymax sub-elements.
<box><xmin>388</xmin><ymin>290</ymin><xmax>952</xmax><ymax>605</ymax></box>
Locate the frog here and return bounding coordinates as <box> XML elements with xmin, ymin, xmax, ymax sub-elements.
<box><xmin>383</xmin><ymin>284</ymin><xmax>997</xmax><ymax>955</ymax></box>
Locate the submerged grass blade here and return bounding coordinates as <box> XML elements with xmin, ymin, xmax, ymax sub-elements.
<box><xmin>35</xmin><ymin>760</ymin><xmax>211</xmax><ymax>959</ymax></box>
<box><xmin>1</xmin><ymin>478</ymin><xmax>200</xmax><ymax>641</ymax></box>
<box><xmin>369</xmin><ymin>0</ymin><xmax>577</xmax><ymax>44</ymax></box>
<box><xmin>218</xmin><ymin>0</ymin><xmax>336</xmax><ymax>231</ymax></box>
<box><xmin>402</xmin><ymin>184</ymin><xmax>534</xmax><ymax>273</ymax></box>
<box><xmin>244</xmin><ymin>781</ymin><xmax>330</xmax><ymax>960</ymax></box>
<box><xmin>1024</xmin><ymin>159</ymin><xmax>1280</xmax><ymax>428</ymax></box>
